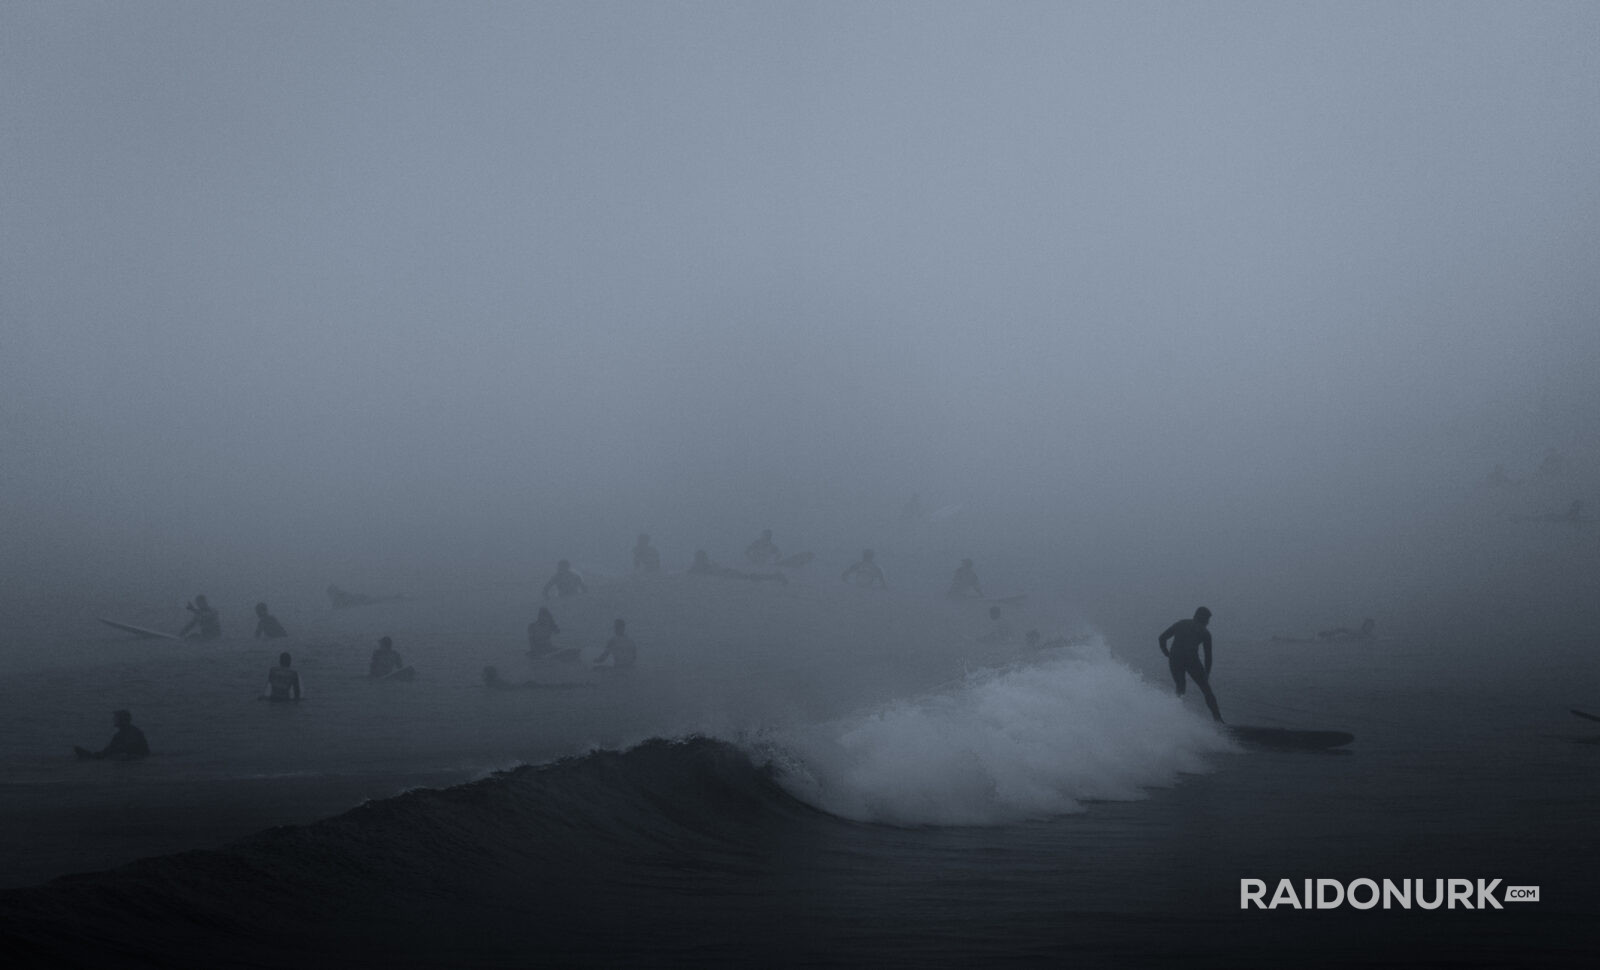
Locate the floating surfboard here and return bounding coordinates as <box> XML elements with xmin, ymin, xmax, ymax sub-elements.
<box><xmin>776</xmin><ymin>551</ymin><xmax>815</xmax><ymax>568</ymax></box>
<box><xmin>1570</xmin><ymin>709</ymin><xmax>1600</xmax><ymax>724</ymax></box>
<box><xmin>987</xmin><ymin>593</ymin><xmax>1028</xmax><ymax>606</ymax></box>
<box><xmin>1228</xmin><ymin>725</ymin><xmax>1355</xmax><ymax>750</ymax></box>
<box><xmin>98</xmin><ymin>618</ymin><xmax>183</xmax><ymax>641</ymax></box>
<box><xmin>379</xmin><ymin>666</ymin><xmax>416</xmax><ymax>683</ymax></box>
<box><xmin>530</xmin><ymin>648</ymin><xmax>581</xmax><ymax>664</ymax></box>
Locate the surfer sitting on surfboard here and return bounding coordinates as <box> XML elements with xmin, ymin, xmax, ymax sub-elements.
<box><xmin>73</xmin><ymin>709</ymin><xmax>149</xmax><ymax>761</ymax></box>
<box><xmin>1159</xmin><ymin>607</ymin><xmax>1223</xmax><ymax>722</ymax></box>
<box><xmin>542</xmin><ymin>560</ymin><xmax>588</xmax><ymax>599</ymax></box>
<box><xmin>593</xmin><ymin>618</ymin><xmax>637</xmax><ymax>670</ymax></box>
<box><xmin>265</xmin><ymin>652</ymin><xmax>302</xmax><ymax>702</ymax></box>
<box><xmin>633</xmin><ymin>533</ymin><xmax>661</xmax><ymax>574</ymax></box>
<box><xmin>253</xmin><ymin>602</ymin><xmax>288</xmax><ymax>639</ymax></box>
<box><xmin>841</xmin><ymin>549</ymin><xmax>887</xmax><ymax>588</ymax></box>
<box><xmin>179</xmin><ymin>595</ymin><xmax>221</xmax><ymax>640</ymax></box>
<box><xmin>369</xmin><ymin>636</ymin><xmax>404</xmax><ymax>678</ymax></box>
<box><xmin>947</xmin><ymin>559</ymin><xmax>983</xmax><ymax>599</ymax></box>
<box><xmin>745</xmin><ymin>530</ymin><xmax>781</xmax><ymax>566</ymax></box>
<box><xmin>527</xmin><ymin>607</ymin><xmax>562</xmax><ymax>657</ymax></box>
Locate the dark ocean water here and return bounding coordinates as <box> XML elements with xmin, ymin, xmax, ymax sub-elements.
<box><xmin>1</xmin><ymin>573</ymin><xmax>1596</xmax><ymax>967</ymax></box>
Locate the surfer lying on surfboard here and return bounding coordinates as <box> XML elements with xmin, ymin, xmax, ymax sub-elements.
<box><xmin>370</xmin><ymin>636</ymin><xmax>404</xmax><ymax>679</ymax></box>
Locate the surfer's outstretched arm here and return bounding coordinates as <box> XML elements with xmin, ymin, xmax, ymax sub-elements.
<box><xmin>1158</xmin><ymin>623</ymin><xmax>1178</xmax><ymax>658</ymax></box>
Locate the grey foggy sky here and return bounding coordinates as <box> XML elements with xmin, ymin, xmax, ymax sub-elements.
<box><xmin>4</xmin><ymin>2</ymin><xmax>1599</xmax><ymax>590</ymax></box>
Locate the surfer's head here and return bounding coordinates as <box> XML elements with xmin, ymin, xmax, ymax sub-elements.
<box><xmin>614</xmin><ymin>618</ymin><xmax>626</xmax><ymax>634</ymax></box>
<box><xmin>255</xmin><ymin>602</ymin><xmax>269</xmax><ymax>615</ymax></box>
<box><xmin>113</xmin><ymin>709</ymin><xmax>132</xmax><ymax>727</ymax></box>
<box><xmin>278</xmin><ymin>652</ymin><xmax>292</xmax><ymax>667</ymax></box>
<box><xmin>378</xmin><ymin>636</ymin><xmax>392</xmax><ymax>650</ymax></box>
<box><xmin>862</xmin><ymin>549</ymin><xmax>875</xmax><ymax>560</ymax></box>
<box><xmin>1194</xmin><ymin>606</ymin><xmax>1212</xmax><ymax>624</ymax></box>
<box><xmin>989</xmin><ymin>606</ymin><xmax>1001</xmax><ymax>619</ymax></box>
<box><xmin>557</xmin><ymin>559</ymin><xmax>571</xmax><ymax>571</ymax></box>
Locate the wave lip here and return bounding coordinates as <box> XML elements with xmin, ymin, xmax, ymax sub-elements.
<box><xmin>764</xmin><ymin>644</ymin><xmax>1232</xmax><ymax>826</ymax></box>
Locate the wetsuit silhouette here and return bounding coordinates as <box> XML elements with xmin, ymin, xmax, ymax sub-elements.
<box><xmin>180</xmin><ymin>596</ymin><xmax>222</xmax><ymax>640</ymax></box>
<box><xmin>74</xmin><ymin>710</ymin><xmax>149</xmax><ymax>760</ymax></box>
<box><xmin>1159</xmin><ymin>607</ymin><xmax>1222</xmax><ymax>722</ymax></box>
<box><xmin>253</xmin><ymin>603</ymin><xmax>288</xmax><ymax>639</ymax></box>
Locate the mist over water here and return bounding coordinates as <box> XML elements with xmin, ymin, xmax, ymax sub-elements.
<box><xmin>3</xmin><ymin>3</ymin><xmax>1599</xmax><ymax>965</ymax></box>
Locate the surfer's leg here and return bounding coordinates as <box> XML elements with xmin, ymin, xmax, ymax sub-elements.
<box><xmin>1186</xmin><ymin>660</ymin><xmax>1223</xmax><ymax>722</ymax></box>
<box><xmin>1168</xmin><ymin>654</ymin><xmax>1187</xmax><ymax>696</ymax></box>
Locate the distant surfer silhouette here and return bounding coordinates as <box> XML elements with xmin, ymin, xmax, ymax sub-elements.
<box><xmin>265</xmin><ymin>652</ymin><xmax>302</xmax><ymax>702</ymax></box>
<box><xmin>841</xmin><ymin>549</ymin><xmax>887</xmax><ymax>588</ymax></box>
<box><xmin>253</xmin><ymin>602</ymin><xmax>288</xmax><ymax>639</ymax></box>
<box><xmin>74</xmin><ymin>709</ymin><xmax>149</xmax><ymax>761</ymax></box>
<box><xmin>947</xmin><ymin>559</ymin><xmax>983</xmax><ymax>599</ymax></box>
<box><xmin>594</xmin><ymin>618</ymin><xmax>637</xmax><ymax>670</ymax></box>
<box><xmin>326</xmin><ymin>585</ymin><xmax>408</xmax><ymax>609</ymax></box>
<box><xmin>180</xmin><ymin>595</ymin><xmax>221</xmax><ymax>640</ymax></box>
<box><xmin>1159</xmin><ymin>607</ymin><xmax>1222</xmax><ymax>722</ymax></box>
<box><xmin>369</xmin><ymin>636</ymin><xmax>404</xmax><ymax>678</ymax></box>
<box><xmin>745</xmin><ymin>529</ymin><xmax>781</xmax><ymax>566</ymax></box>
<box><xmin>542</xmin><ymin>560</ymin><xmax>588</xmax><ymax>599</ymax></box>
<box><xmin>633</xmin><ymin>533</ymin><xmax>661</xmax><ymax>574</ymax></box>
<box><xmin>527</xmin><ymin>607</ymin><xmax>561</xmax><ymax>656</ymax></box>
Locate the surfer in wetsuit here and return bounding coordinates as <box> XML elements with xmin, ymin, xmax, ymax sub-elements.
<box><xmin>594</xmin><ymin>618</ymin><xmax>637</xmax><ymax>670</ymax></box>
<box><xmin>369</xmin><ymin>636</ymin><xmax>403</xmax><ymax>678</ymax></box>
<box><xmin>180</xmin><ymin>595</ymin><xmax>222</xmax><ymax>640</ymax></box>
<box><xmin>745</xmin><ymin>530</ymin><xmax>781</xmax><ymax>566</ymax></box>
<box><xmin>74</xmin><ymin>709</ymin><xmax>149</xmax><ymax>761</ymax></box>
<box><xmin>265</xmin><ymin>652</ymin><xmax>302</xmax><ymax>702</ymax></box>
<box><xmin>542</xmin><ymin>560</ymin><xmax>588</xmax><ymax>599</ymax></box>
<box><xmin>253</xmin><ymin>602</ymin><xmax>288</xmax><ymax>639</ymax></box>
<box><xmin>1159</xmin><ymin>607</ymin><xmax>1222</xmax><ymax>722</ymax></box>
<box><xmin>633</xmin><ymin>533</ymin><xmax>661</xmax><ymax>574</ymax></box>
<box><xmin>947</xmin><ymin>559</ymin><xmax>983</xmax><ymax>599</ymax></box>
<box><xmin>841</xmin><ymin>549</ymin><xmax>887</xmax><ymax>588</ymax></box>
<box><xmin>527</xmin><ymin>607</ymin><xmax>561</xmax><ymax>656</ymax></box>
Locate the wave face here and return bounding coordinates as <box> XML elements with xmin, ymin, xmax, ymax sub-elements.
<box><xmin>766</xmin><ymin>642</ymin><xmax>1233</xmax><ymax>825</ymax></box>
<box><xmin>0</xmin><ymin>648</ymin><xmax>1233</xmax><ymax>967</ymax></box>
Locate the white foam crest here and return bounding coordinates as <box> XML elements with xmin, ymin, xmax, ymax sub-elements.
<box><xmin>764</xmin><ymin>641</ymin><xmax>1234</xmax><ymax>826</ymax></box>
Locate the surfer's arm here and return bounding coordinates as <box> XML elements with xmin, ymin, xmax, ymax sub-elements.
<box><xmin>1201</xmin><ymin>631</ymin><xmax>1214</xmax><ymax>675</ymax></box>
<box><xmin>291</xmin><ymin>672</ymin><xmax>302</xmax><ymax>700</ymax></box>
<box><xmin>1157</xmin><ymin>623</ymin><xmax>1177</xmax><ymax>657</ymax></box>
<box><xmin>593</xmin><ymin>641</ymin><xmax>613</xmax><ymax>666</ymax></box>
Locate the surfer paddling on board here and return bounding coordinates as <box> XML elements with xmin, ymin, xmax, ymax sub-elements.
<box><xmin>253</xmin><ymin>602</ymin><xmax>288</xmax><ymax>639</ymax></box>
<box><xmin>947</xmin><ymin>559</ymin><xmax>983</xmax><ymax>599</ymax></box>
<box><xmin>265</xmin><ymin>652</ymin><xmax>302</xmax><ymax>702</ymax></box>
<box><xmin>1159</xmin><ymin>607</ymin><xmax>1222</xmax><ymax>722</ymax></box>
<box><xmin>73</xmin><ymin>709</ymin><xmax>149</xmax><ymax>761</ymax></box>
<box><xmin>180</xmin><ymin>595</ymin><xmax>222</xmax><ymax>640</ymax></box>
<box><xmin>542</xmin><ymin>560</ymin><xmax>588</xmax><ymax>599</ymax></box>
<box><xmin>369</xmin><ymin>636</ymin><xmax>404</xmax><ymax>679</ymax></box>
<box><xmin>841</xmin><ymin>549</ymin><xmax>887</xmax><ymax>588</ymax></box>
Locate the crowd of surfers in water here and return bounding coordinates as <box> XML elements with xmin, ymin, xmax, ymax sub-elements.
<box><xmin>82</xmin><ymin>524</ymin><xmax>1320</xmax><ymax>758</ymax></box>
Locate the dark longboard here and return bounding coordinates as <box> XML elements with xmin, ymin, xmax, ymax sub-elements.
<box><xmin>98</xmin><ymin>618</ymin><xmax>183</xmax><ymax>640</ymax></box>
<box><xmin>1570</xmin><ymin>709</ymin><xmax>1600</xmax><ymax>724</ymax></box>
<box><xmin>1228</xmin><ymin>725</ymin><xmax>1355</xmax><ymax>750</ymax></box>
